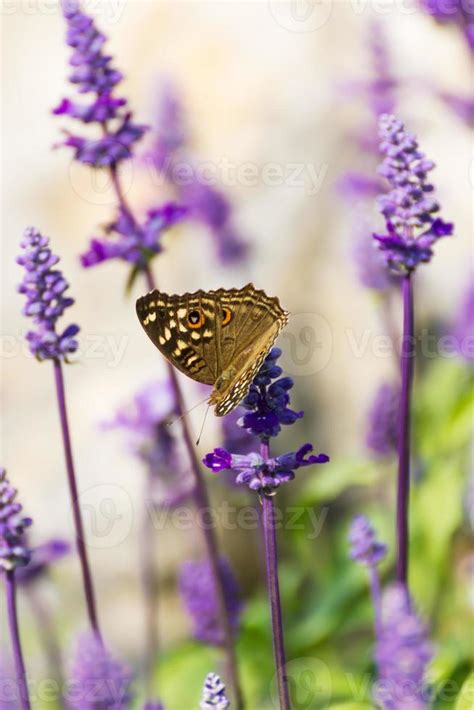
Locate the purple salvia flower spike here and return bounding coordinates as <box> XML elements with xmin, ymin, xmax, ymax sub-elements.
<box><xmin>17</xmin><ymin>227</ymin><xmax>80</xmax><ymax>362</ymax></box>
<box><xmin>200</xmin><ymin>673</ymin><xmax>230</xmax><ymax>710</ymax></box>
<box><xmin>366</xmin><ymin>382</ymin><xmax>400</xmax><ymax>457</ymax></box>
<box><xmin>1</xmin><ymin>469</ymin><xmax>32</xmax><ymax>710</ymax></box>
<box><xmin>179</xmin><ymin>558</ymin><xmax>242</xmax><ymax>646</ymax></box>
<box><xmin>373</xmin><ymin>114</ymin><xmax>453</xmax><ymax>274</ymax></box>
<box><xmin>349</xmin><ymin>515</ymin><xmax>387</xmax><ymax>635</ymax></box>
<box><xmin>374</xmin><ymin>583</ymin><xmax>433</xmax><ymax>710</ymax></box>
<box><xmin>68</xmin><ymin>633</ymin><xmax>133</xmax><ymax>710</ymax></box>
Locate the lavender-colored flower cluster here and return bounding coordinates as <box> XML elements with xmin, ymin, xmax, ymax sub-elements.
<box><xmin>179</xmin><ymin>557</ymin><xmax>242</xmax><ymax>646</ymax></box>
<box><xmin>204</xmin><ymin>348</ymin><xmax>329</xmax><ymax>493</ymax></box>
<box><xmin>54</xmin><ymin>0</ymin><xmax>147</xmax><ymax>167</ymax></box>
<box><xmin>145</xmin><ymin>82</ymin><xmax>248</xmax><ymax>264</ymax></box>
<box><xmin>374</xmin><ymin>114</ymin><xmax>453</xmax><ymax>273</ymax></box>
<box><xmin>68</xmin><ymin>633</ymin><xmax>133</xmax><ymax>709</ymax></box>
<box><xmin>366</xmin><ymin>382</ymin><xmax>400</xmax><ymax>457</ymax></box>
<box><xmin>200</xmin><ymin>673</ymin><xmax>230</xmax><ymax>709</ymax></box>
<box><xmin>204</xmin><ymin>444</ymin><xmax>328</xmax><ymax>493</ymax></box>
<box><xmin>0</xmin><ymin>469</ymin><xmax>32</xmax><ymax>573</ymax></box>
<box><xmin>349</xmin><ymin>515</ymin><xmax>387</xmax><ymax>567</ymax></box>
<box><xmin>17</xmin><ymin>227</ymin><xmax>80</xmax><ymax>362</ymax></box>
<box><xmin>240</xmin><ymin>347</ymin><xmax>303</xmax><ymax>440</ymax></box>
<box><xmin>375</xmin><ymin>584</ymin><xmax>433</xmax><ymax>709</ymax></box>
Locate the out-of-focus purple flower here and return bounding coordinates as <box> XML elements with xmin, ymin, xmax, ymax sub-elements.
<box><xmin>366</xmin><ymin>382</ymin><xmax>400</xmax><ymax>457</ymax></box>
<box><xmin>419</xmin><ymin>0</ymin><xmax>474</xmax><ymax>54</ymax></box>
<box><xmin>349</xmin><ymin>515</ymin><xmax>387</xmax><ymax>566</ymax></box>
<box><xmin>16</xmin><ymin>538</ymin><xmax>70</xmax><ymax>585</ymax></box>
<box><xmin>374</xmin><ymin>114</ymin><xmax>453</xmax><ymax>273</ymax></box>
<box><xmin>145</xmin><ymin>81</ymin><xmax>248</xmax><ymax>264</ymax></box>
<box><xmin>67</xmin><ymin>632</ymin><xmax>132</xmax><ymax>709</ymax></box>
<box><xmin>200</xmin><ymin>673</ymin><xmax>230</xmax><ymax>710</ymax></box>
<box><xmin>179</xmin><ymin>557</ymin><xmax>242</xmax><ymax>646</ymax></box>
<box><xmin>453</xmin><ymin>276</ymin><xmax>474</xmax><ymax>362</ymax></box>
<box><xmin>204</xmin><ymin>443</ymin><xmax>329</xmax><ymax>493</ymax></box>
<box><xmin>54</xmin><ymin>0</ymin><xmax>147</xmax><ymax>167</ymax></box>
<box><xmin>0</xmin><ymin>656</ymin><xmax>17</xmax><ymax>709</ymax></box>
<box><xmin>80</xmin><ymin>203</ymin><xmax>187</xmax><ymax>269</ymax></box>
<box><xmin>0</xmin><ymin>469</ymin><xmax>32</xmax><ymax>573</ymax></box>
<box><xmin>374</xmin><ymin>584</ymin><xmax>433</xmax><ymax>709</ymax></box>
<box><xmin>439</xmin><ymin>91</ymin><xmax>474</xmax><ymax>127</ymax></box>
<box><xmin>240</xmin><ymin>347</ymin><xmax>304</xmax><ymax>440</ymax></box>
<box><xmin>17</xmin><ymin>227</ymin><xmax>80</xmax><ymax>362</ymax></box>
<box><xmin>353</xmin><ymin>225</ymin><xmax>394</xmax><ymax>290</ymax></box>
<box><xmin>105</xmin><ymin>380</ymin><xmax>194</xmax><ymax>506</ymax></box>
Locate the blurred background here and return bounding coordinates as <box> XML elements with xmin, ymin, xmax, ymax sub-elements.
<box><xmin>1</xmin><ymin>1</ymin><xmax>472</xmax><ymax>708</ymax></box>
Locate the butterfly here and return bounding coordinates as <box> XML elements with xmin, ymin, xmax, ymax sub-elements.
<box><xmin>136</xmin><ymin>283</ymin><xmax>289</xmax><ymax>416</ymax></box>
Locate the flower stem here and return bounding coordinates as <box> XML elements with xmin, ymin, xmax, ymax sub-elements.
<box><xmin>5</xmin><ymin>572</ymin><xmax>31</xmax><ymax>710</ymax></box>
<box><xmin>260</xmin><ymin>442</ymin><xmax>290</xmax><ymax>710</ymax></box>
<box><xmin>261</xmin><ymin>495</ymin><xmax>290</xmax><ymax>710</ymax></box>
<box><xmin>396</xmin><ymin>274</ymin><xmax>414</xmax><ymax>585</ymax></box>
<box><xmin>53</xmin><ymin>358</ymin><xmax>101</xmax><ymax>636</ymax></box>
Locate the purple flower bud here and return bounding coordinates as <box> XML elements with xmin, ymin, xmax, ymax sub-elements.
<box><xmin>200</xmin><ymin>673</ymin><xmax>230</xmax><ymax>709</ymax></box>
<box><xmin>0</xmin><ymin>469</ymin><xmax>32</xmax><ymax>572</ymax></box>
<box><xmin>67</xmin><ymin>632</ymin><xmax>133</xmax><ymax>709</ymax></box>
<box><xmin>179</xmin><ymin>558</ymin><xmax>242</xmax><ymax>646</ymax></box>
<box><xmin>374</xmin><ymin>584</ymin><xmax>433</xmax><ymax>709</ymax></box>
<box><xmin>374</xmin><ymin>114</ymin><xmax>453</xmax><ymax>274</ymax></box>
<box><xmin>18</xmin><ymin>227</ymin><xmax>80</xmax><ymax>362</ymax></box>
<box><xmin>348</xmin><ymin>515</ymin><xmax>387</xmax><ymax>566</ymax></box>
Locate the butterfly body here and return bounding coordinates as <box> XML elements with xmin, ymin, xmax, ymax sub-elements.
<box><xmin>136</xmin><ymin>283</ymin><xmax>289</xmax><ymax>415</ymax></box>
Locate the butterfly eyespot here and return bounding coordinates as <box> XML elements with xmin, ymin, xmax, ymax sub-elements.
<box><xmin>187</xmin><ymin>309</ymin><xmax>205</xmax><ymax>329</ymax></box>
<box><xmin>222</xmin><ymin>307</ymin><xmax>232</xmax><ymax>326</ymax></box>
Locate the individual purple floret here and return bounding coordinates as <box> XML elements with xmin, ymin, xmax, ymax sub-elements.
<box><xmin>17</xmin><ymin>227</ymin><xmax>80</xmax><ymax>362</ymax></box>
<box><xmin>240</xmin><ymin>347</ymin><xmax>304</xmax><ymax>440</ymax></box>
<box><xmin>105</xmin><ymin>380</ymin><xmax>194</xmax><ymax>506</ymax></box>
<box><xmin>374</xmin><ymin>584</ymin><xmax>433</xmax><ymax>709</ymax></box>
<box><xmin>419</xmin><ymin>0</ymin><xmax>474</xmax><ymax>54</ymax></box>
<box><xmin>54</xmin><ymin>0</ymin><xmax>147</xmax><ymax>167</ymax></box>
<box><xmin>179</xmin><ymin>558</ymin><xmax>242</xmax><ymax>646</ymax></box>
<box><xmin>200</xmin><ymin>673</ymin><xmax>230</xmax><ymax>710</ymax></box>
<box><xmin>67</xmin><ymin>633</ymin><xmax>133</xmax><ymax>709</ymax></box>
<box><xmin>145</xmin><ymin>81</ymin><xmax>248</xmax><ymax>264</ymax></box>
<box><xmin>373</xmin><ymin>114</ymin><xmax>453</xmax><ymax>274</ymax></box>
<box><xmin>453</xmin><ymin>277</ymin><xmax>474</xmax><ymax>362</ymax></box>
<box><xmin>204</xmin><ymin>443</ymin><xmax>329</xmax><ymax>493</ymax></box>
<box><xmin>349</xmin><ymin>515</ymin><xmax>387</xmax><ymax>567</ymax></box>
<box><xmin>0</xmin><ymin>469</ymin><xmax>32</xmax><ymax>573</ymax></box>
<box><xmin>16</xmin><ymin>539</ymin><xmax>70</xmax><ymax>586</ymax></box>
<box><xmin>80</xmin><ymin>202</ymin><xmax>187</xmax><ymax>269</ymax></box>
<box><xmin>366</xmin><ymin>383</ymin><xmax>400</xmax><ymax>457</ymax></box>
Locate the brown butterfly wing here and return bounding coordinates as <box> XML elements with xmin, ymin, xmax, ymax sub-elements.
<box><xmin>136</xmin><ymin>290</ymin><xmax>217</xmax><ymax>385</ymax></box>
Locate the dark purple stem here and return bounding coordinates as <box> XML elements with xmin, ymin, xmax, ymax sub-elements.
<box><xmin>5</xmin><ymin>572</ymin><xmax>31</xmax><ymax>710</ymax></box>
<box><xmin>53</xmin><ymin>358</ymin><xmax>101</xmax><ymax>636</ymax></box>
<box><xmin>396</xmin><ymin>274</ymin><xmax>414</xmax><ymax>585</ymax></box>
<box><xmin>106</xmin><ymin>163</ymin><xmax>243</xmax><ymax>709</ymax></box>
<box><xmin>260</xmin><ymin>442</ymin><xmax>290</xmax><ymax>710</ymax></box>
<box><xmin>369</xmin><ymin>565</ymin><xmax>383</xmax><ymax>638</ymax></box>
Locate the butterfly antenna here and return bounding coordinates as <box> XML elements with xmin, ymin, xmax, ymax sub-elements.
<box><xmin>166</xmin><ymin>395</ymin><xmax>209</xmax><ymax>428</ymax></box>
<box><xmin>195</xmin><ymin>404</ymin><xmax>211</xmax><ymax>446</ymax></box>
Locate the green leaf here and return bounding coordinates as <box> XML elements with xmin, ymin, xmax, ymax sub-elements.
<box><xmin>298</xmin><ymin>459</ymin><xmax>380</xmax><ymax>505</ymax></box>
<box><xmin>454</xmin><ymin>672</ymin><xmax>474</xmax><ymax>710</ymax></box>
